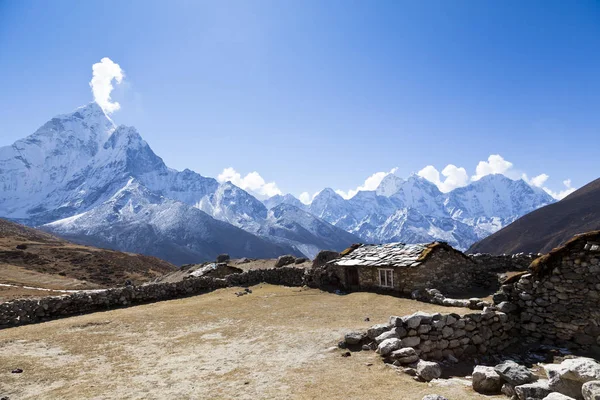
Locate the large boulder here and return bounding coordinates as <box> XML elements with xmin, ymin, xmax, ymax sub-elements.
<box><xmin>275</xmin><ymin>255</ymin><xmax>296</xmax><ymax>268</ymax></box>
<box><xmin>583</xmin><ymin>381</ymin><xmax>600</xmax><ymax>400</ymax></box>
<box><xmin>344</xmin><ymin>331</ymin><xmax>365</xmax><ymax>345</ymax></box>
<box><xmin>545</xmin><ymin>358</ymin><xmax>600</xmax><ymax>399</ymax></box>
<box><xmin>416</xmin><ymin>360</ymin><xmax>442</xmax><ymax>382</ymax></box>
<box><xmin>473</xmin><ymin>365</ymin><xmax>504</xmax><ymax>394</ymax></box>
<box><xmin>377</xmin><ymin>338</ymin><xmax>402</xmax><ymax>356</ymax></box>
<box><xmin>312</xmin><ymin>250</ymin><xmax>339</xmax><ymax>268</ymax></box>
<box><xmin>495</xmin><ymin>360</ymin><xmax>538</xmax><ymax>386</ymax></box>
<box><xmin>515</xmin><ymin>380</ymin><xmax>553</xmax><ymax>400</ymax></box>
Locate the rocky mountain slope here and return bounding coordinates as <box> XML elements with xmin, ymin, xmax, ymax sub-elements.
<box><xmin>0</xmin><ymin>218</ymin><xmax>176</xmax><ymax>288</ymax></box>
<box><xmin>468</xmin><ymin>177</ymin><xmax>600</xmax><ymax>254</ymax></box>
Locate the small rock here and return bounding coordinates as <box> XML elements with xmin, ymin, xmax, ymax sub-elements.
<box><xmin>375</xmin><ymin>330</ymin><xmax>399</xmax><ymax>344</ymax></box>
<box><xmin>582</xmin><ymin>380</ymin><xmax>600</xmax><ymax>400</ymax></box>
<box><xmin>515</xmin><ymin>379</ymin><xmax>553</xmax><ymax>400</ymax></box>
<box><xmin>341</xmin><ymin>351</ymin><xmax>351</xmax><ymax>357</ymax></box>
<box><xmin>344</xmin><ymin>331</ymin><xmax>365</xmax><ymax>345</ymax></box>
<box><xmin>275</xmin><ymin>255</ymin><xmax>296</xmax><ymax>268</ymax></box>
<box><xmin>473</xmin><ymin>365</ymin><xmax>504</xmax><ymax>394</ymax></box>
<box><xmin>543</xmin><ymin>393</ymin><xmax>577</xmax><ymax>400</ymax></box>
<box><xmin>367</xmin><ymin>323</ymin><xmax>391</xmax><ymax>339</ymax></box>
<box><xmin>11</xmin><ymin>369</ymin><xmax>23</xmax><ymax>374</ymax></box>
<box><xmin>495</xmin><ymin>360</ymin><xmax>537</xmax><ymax>386</ymax></box>
<box><xmin>416</xmin><ymin>360</ymin><xmax>442</xmax><ymax>382</ymax></box>
<box><xmin>422</xmin><ymin>395</ymin><xmax>448</xmax><ymax>400</ymax></box>
<box><xmin>502</xmin><ymin>383</ymin><xmax>516</xmax><ymax>397</ymax></box>
<box><xmin>377</xmin><ymin>338</ymin><xmax>402</xmax><ymax>356</ymax></box>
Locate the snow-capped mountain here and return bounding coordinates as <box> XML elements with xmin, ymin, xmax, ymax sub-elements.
<box><xmin>0</xmin><ymin>102</ymin><xmax>359</xmax><ymax>263</ymax></box>
<box><xmin>198</xmin><ymin>182</ymin><xmax>360</xmax><ymax>257</ymax></box>
<box><xmin>302</xmin><ymin>174</ymin><xmax>555</xmax><ymax>250</ymax></box>
<box><xmin>44</xmin><ymin>178</ymin><xmax>299</xmax><ymax>264</ymax></box>
<box><xmin>263</xmin><ymin>193</ymin><xmax>307</xmax><ymax>210</ymax></box>
<box><xmin>0</xmin><ymin>102</ymin><xmax>556</xmax><ymax>262</ymax></box>
<box><xmin>257</xmin><ymin>203</ymin><xmax>362</xmax><ymax>259</ymax></box>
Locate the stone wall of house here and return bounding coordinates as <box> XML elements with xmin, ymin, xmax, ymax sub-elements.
<box><xmin>349</xmin><ymin>308</ymin><xmax>519</xmax><ymax>361</ymax></box>
<box><xmin>492</xmin><ymin>239</ymin><xmax>600</xmax><ymax>352</ymax></box>
<box><xmin>0</xmin><ymin>267</ymin><xmax>306</xmax><ymax>329</ymax></box>
<box><xmin>468</xmin><ymin>253</ymin><xmax>538</xmax><ymax>272</ymax></box>
<box><xmin>327</xmin><ymin>247</ymin><xmax>486</xmax><ymax>297</ymax></box>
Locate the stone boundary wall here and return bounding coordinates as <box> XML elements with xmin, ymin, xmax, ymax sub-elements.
<box><xmin>468</xmin><ymin>253</ymin><xmax>538</xmax><ymax>272</ymax></box>
<box><xmin>491</xmin><ymin>237</ymin><xmax>600</xmax><ymax>352</ymax></box>
<box><xmin>0</xmin><ymin>267</ymin><xmax>306</xmax><ymax>329</ymax></box>
<box><xmin>348</xmin><ymin>308</ymin><xmax>519</xmax><ymax>361</ymax></box>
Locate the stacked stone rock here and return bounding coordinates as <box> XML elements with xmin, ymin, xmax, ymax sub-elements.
<box><xmin>0</xmin><ymin>266</ymin><xmax>307</xmax><ymax>328</ymax></box>
<box><xmin>469</xmin><ymin>253</ymin><xmax>539</xmax><ymax>272</ymax></box>
<box><xmin>345</xmin><ymin>309</ymin><xmax>519</xmax><ymax>363</ymax></box>
<box><xmin>492</xmin><ymin>236</ymin><xmax>600</xmax><ymax>350</ymax></box>
<box><xmin>411</xmin><ymin>288</ymin><xmax>492</xmax><ymax>310</ymax></box>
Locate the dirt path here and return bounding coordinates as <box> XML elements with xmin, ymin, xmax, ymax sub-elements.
<box><xmin>0</xmin><ymin>285</ymin><xmax>502</xmax><ymax>400</ymax></box>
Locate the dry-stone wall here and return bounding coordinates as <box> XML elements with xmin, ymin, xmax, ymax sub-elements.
<box><xmin>492</xmin><ymin>234</ymin><xmax>600</xmax><ymax>352</ymax></box>
<box><xmin>347</xmin><ymin>308</ymin><xmax>519</xmax><ymax>361</ymax></box>
<box><xmin>0</xmin><ymin>267</ymin><xmax>306</xmax><ymax>329</ymax></box>
<box><xmin>468</xmin><ymin>253</ymin><xmax>538</xmax><ymax>272</ymax></box>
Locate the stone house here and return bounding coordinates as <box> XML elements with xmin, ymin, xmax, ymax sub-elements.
<box><xmin>497</xmin><ymin>231</ymin><xmax>600</xmax><ymax>350</ymax></box>
<box><xmin>327</xmin><ymin>242</ymin><xmax>477</xmax><ymax>296</ymax></box>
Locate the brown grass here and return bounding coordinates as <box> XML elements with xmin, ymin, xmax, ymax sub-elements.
<box><xmin>0</xmin><ymin>285</ymin><xmax>501</xmax><ymax>400</ymax></box>
<box><xmin>0</xmin><ymin>218</ymin><xmax>176</xmax><ymax>290</ymax></box>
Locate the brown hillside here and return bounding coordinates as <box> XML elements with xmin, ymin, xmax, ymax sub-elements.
<box><xmin>468</xmin><ymin>177</ymin><xmax>600</xmax><ymax>254</ymax></box>
<box><xmin>0</xmin><ymin>218</ymin><xmax>176</xmax><ymax>292</ymax></box>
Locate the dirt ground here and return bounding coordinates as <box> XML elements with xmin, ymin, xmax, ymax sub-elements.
<box><xmin>0</xmin><ymin>285</ymin><xmax>502</xmax><ymax>400</ymax></box>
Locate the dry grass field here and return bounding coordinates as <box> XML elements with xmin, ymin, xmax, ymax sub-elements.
<box><xmin>0</xmin><ymin>285</ymin><xmax>502</xmax><ymax>400</ymax></box>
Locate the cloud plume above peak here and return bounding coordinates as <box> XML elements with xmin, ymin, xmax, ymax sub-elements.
<box><xmin>89</xmin><ymin>57</ymin><xmax>124</xmax><ymax>114</ymax></box>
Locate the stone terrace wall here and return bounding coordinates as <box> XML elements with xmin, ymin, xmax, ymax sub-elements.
<box><xmin>352</xmin><ymin>308</ymin><xmax>519</xmax><ymax>361</ymax></box>
<box><xmin>0</xmin><ymin>267</ymin><xmax>306</xmax><ymax>329</ymax></box>
<box><xmin>493</xmin><ymin>240</ymin><xmax>600</xmax><ymax>351</ymax></box>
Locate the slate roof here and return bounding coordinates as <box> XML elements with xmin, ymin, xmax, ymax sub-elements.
<box><xmin>331</xmin><ymin>242</ymin><xmax>432</xmax><ymax>268</ymax></box>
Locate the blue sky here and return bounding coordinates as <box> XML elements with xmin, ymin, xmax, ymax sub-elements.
<box><xmin>1</xmin><ymin>0</ymin><xmax>599</xmax><ymax>201</ymax></box>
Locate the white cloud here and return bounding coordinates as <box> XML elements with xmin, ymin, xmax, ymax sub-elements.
<box><xmin>90</xmin><ymin>57</ymin><xmax>125</xmax><ymax>114</ymax></box>
<box><xmin>542</xmin><ymin>178</ymin><xmax>576</xmax><ymax>200</ymax></box>
<box><xmin>472</xmin><ymin>154</ymin><xmax>514</xmax><ymax>181</ymax></box>
<box><xmin>417</xmin><ymin>154</ymin><xmax>576</xmax><ymax>200</ymax></box>
<box><xmin>522</xmin><ymin>173</ymin><xmax>549</xmax><ymax>188</ymax></box>
<box><xmin>418</xmin><ymin>164</ymin><xmax>469</xmax><ymax>193</ymax></box>
<box><xmin>335</xmin><ymin>168</ymin><xmax>398</xmax><ymax>199</ymax></box>
<box><xmin>298</xmin><ymin>192</ymin><xmax>317</xmax><ymax>204</ymax></box>
<box><xmin>217</xmin><ymin>167</ymin><xmax>282</xmax><ymax>198</ymax></box>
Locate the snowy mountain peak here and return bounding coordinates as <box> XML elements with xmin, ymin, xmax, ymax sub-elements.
<box><xmin>376</xmin><ymin>174</ymin><xmax>405</xmax><ymax>196</ymax></box>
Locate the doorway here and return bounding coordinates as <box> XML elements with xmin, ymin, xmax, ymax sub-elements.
<box><xmin>346</xmin><ymin>267</ymin><xmax>359</xmax><ymax>288</ymax></box>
